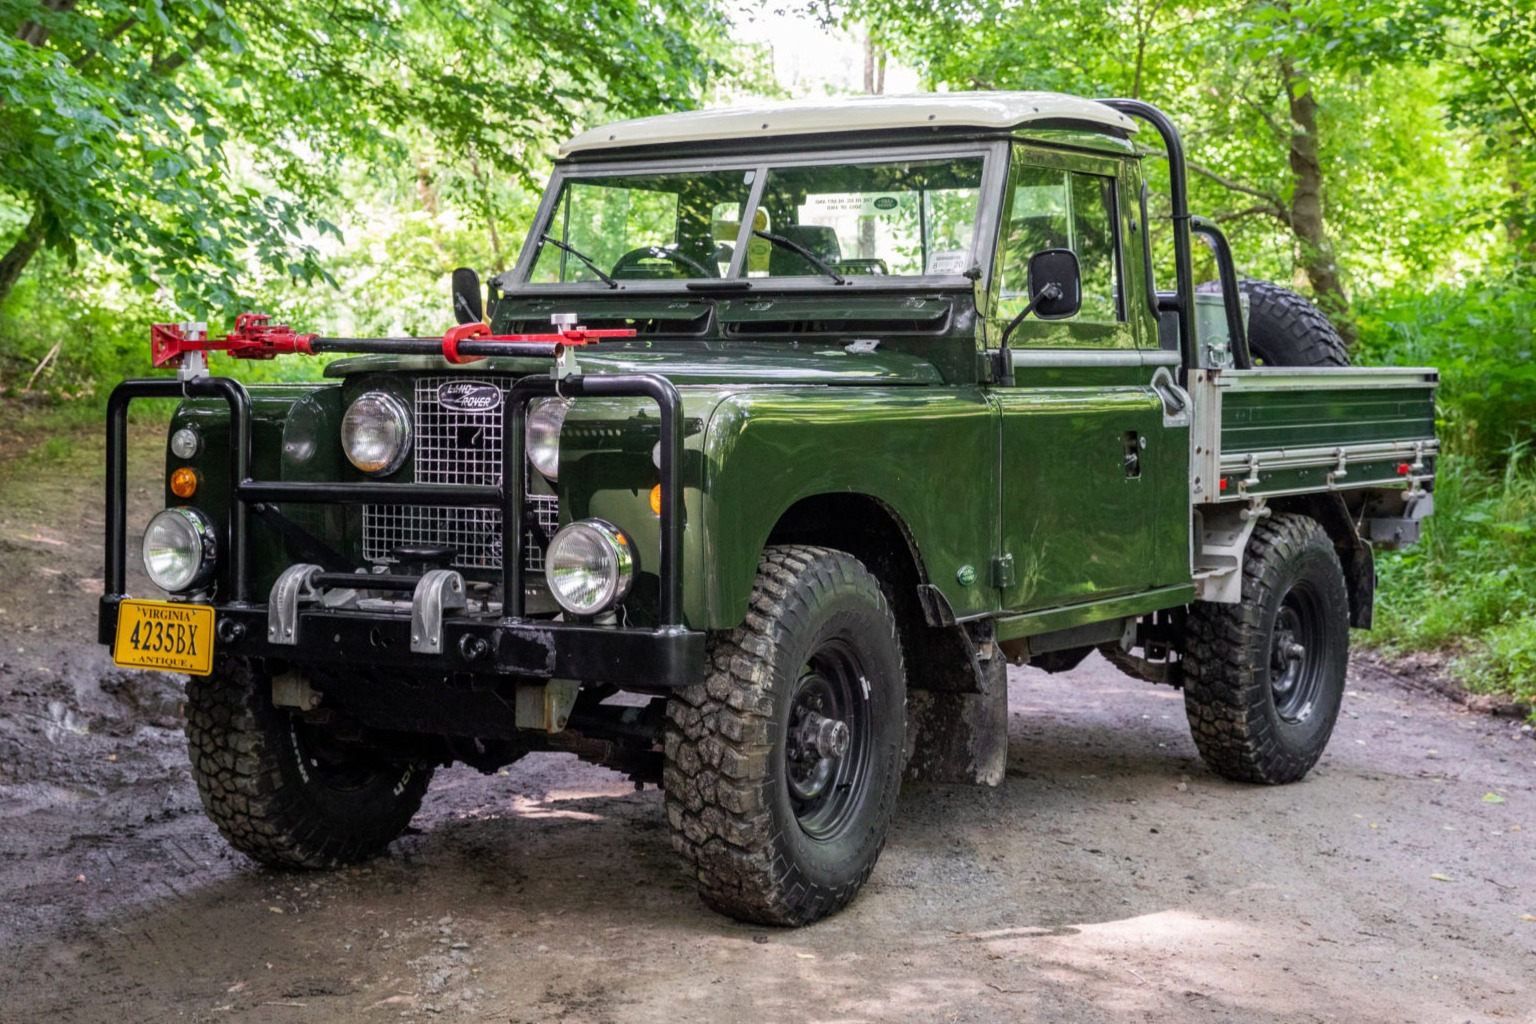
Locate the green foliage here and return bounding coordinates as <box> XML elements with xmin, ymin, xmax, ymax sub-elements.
<box><xmin>1370</xmin><ymin>450</ymin><xmax>1536</xmax><ymax>709</ymax></box>
<box><xmin>0</xmin><ymin>250</ymin><xmax>167</xmax><ymax>398</ymax></box>
<box><xmin>0</xmin><ymin>0</ymin><xmax>734</xmax><ymax>315</ymax></box>
<box><xmin>844</xmin><ymin>0</ymin><xmax>1502</xmax><ymax>298</ymax></box>
<box><xmin>1456</xmin><ymin>617</ymin><xmax>1536</xmax><ymax>707</ymax></box>
<box><xmin>1355</xmin><ymin>276</ymin><xmax>1536</xmax><ymax>465</ymax></box>
<box><xmin>1361</xmin><ymin>281</ymin><xmax>1536</xmax><ymax>711</ymax></box>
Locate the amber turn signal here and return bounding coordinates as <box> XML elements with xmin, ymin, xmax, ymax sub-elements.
<box><xmin>170</xmin><ymin>467</ymin><xmax>198</xmax><ymax>498</ymax></box>
<box><xmin>649</xmin><ymin>484</ymin><xmax>662</xmax><ymax>516</ymax></box>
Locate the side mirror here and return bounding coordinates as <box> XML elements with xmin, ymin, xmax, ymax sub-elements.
<box><xmin>451</xmin><ymin>267</ymin><xmax>484</xmax><ymax>325</ymax></box>
<box><xmin>1026</xmin><ymin>248</ymin><xmax>1082</xmax><ymax>320</ymax></box>
<box><xmin>996</xmin><ymin>247</ymin><xmax>1085</xmax><ymax>367</ymax></box>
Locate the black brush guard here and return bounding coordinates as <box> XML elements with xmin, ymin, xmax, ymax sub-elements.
<box><xmin>99</xmin><ymin>373</ymin><xmax>705</xmax><ymax>692</ymax></box>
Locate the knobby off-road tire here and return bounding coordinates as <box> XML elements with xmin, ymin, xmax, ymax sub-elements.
<box><xmin>663</xmin><ymin>545</ymin><xmax>906</xmax><ymax>926</ymax></box>
<box><xmin>1241</xmin><ymin>279</ymin><xmax>1349</xmax><ymax>368</ymax></box>
<box><xmin>1183</xmin><ymin>514</ymin><xmax>1350</xmax><ymax>784</ymax></box>
<box><xmin>185</xmin><ymin>657</ymin><xmax>432</xmax><ymax>868</ymax></box>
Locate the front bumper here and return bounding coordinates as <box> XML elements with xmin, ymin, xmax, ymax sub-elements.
<box><xmin>100</xmin><ymin>373</ymin><xmax>704</xmax><ymax>691</ymax></box>
<box><xmin>99</xmin><ymin>595</ymin><xmax>703</xmax><ymax>689</ymax></box>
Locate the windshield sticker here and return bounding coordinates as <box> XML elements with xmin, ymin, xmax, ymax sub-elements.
<box><xmin>926</xmin><ymin>249</ymin><xmax>970</xmax><ymax>275</ymax></box>
<box><xmin>803</xmin><ymin>193</ymin><xmax>908</xmax><ymax>216</ymax></box>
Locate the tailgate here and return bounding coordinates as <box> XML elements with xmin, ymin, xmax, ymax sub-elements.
<box><xmin>1189</xmin><ymin>367</ymin><xmax>1439</xmax><ymax>501</ymax></box>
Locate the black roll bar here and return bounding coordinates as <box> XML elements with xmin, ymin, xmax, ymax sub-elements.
<box><xmin>503</xmin><ymin>374</ymin><xmax>685</xmax><ymax>628</ymax></box>
<box><xmin>102</xmin><ymin>370</ymin><xmax>688</xmax><ymax>638</ymax></box>
<box><xmin>1099</xmin><ymin>98</ymin><xmax>1199</xmax><ymax>373</ymax></box>
<box><xmin>1190</xmin><ymin>216</ymin><xmax>1254</xmax><ymax>369</ymax></box>
<box><xmin>105</xmin><ymin>377</ymin><xmax>253</xmax><ymax>609</ymax></box>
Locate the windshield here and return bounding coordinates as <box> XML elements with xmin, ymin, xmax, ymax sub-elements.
<box><xmin>529</xmin><ymin>169</ymin><xmax>755</xmax><ymax>284</ymax></box>
<box><xmin>523</xmin><ymin>152</ymin><xmax>989</xmax><ymax>286</ymax></box>
<box><xmin>753</xmin><ymin>157</ymin><xmax>984</xmax><ymax>278</ymax></box>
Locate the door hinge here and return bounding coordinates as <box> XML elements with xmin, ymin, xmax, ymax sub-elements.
<box><xmin>990</xmin><ymin>554</ymin><xmax>1016</xmax><ymax>588</ymax></box>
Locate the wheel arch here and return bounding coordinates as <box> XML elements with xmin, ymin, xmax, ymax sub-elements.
<box><xmin>1268</xmin><ymin>493</ymin><xmax>1374</xmax><ymax>629</ymax></box>
<box><xmin>766</xmin><ymin>492</ymin><xmax>932</xmax><ymax>613</ymax></box>
<box><xmin>765</xmin><ymin>492</ymin><xmax>995</xmax><ymax>699</ymax></box>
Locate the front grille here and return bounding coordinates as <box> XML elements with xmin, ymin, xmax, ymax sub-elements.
<box><xmin>362</xmin><ymin>376</ymin><xmax>553</xmax><ymax>572</ymax></box>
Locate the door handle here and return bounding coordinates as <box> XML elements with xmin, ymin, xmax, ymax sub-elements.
<box><xmin>1123</xmin><ymin>431</ymin><xmax>1143</xmax><ymax>478</ymax></box>
<box><xmin>1150</xmin><ymin>366</ymin><xmax>1191</xmax><ymax>426</ymax></box>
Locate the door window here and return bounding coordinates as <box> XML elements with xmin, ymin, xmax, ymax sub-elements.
<box><xmin>997</xmin><ymin>163</ymin><xmax>1122</xmax><ymax>325</ymax></box>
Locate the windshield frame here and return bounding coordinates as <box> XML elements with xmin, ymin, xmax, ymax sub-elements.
<box><xmin>505</xmin><ymin>141</ymin><xmax>1010</xmax><ymax>294</ymax></box>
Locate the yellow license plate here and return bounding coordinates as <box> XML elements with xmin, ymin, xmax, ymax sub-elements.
<box><xmin>112</xmin><ymin>600</ymin><xmax>216</xmax><ymax>676</ymax></box>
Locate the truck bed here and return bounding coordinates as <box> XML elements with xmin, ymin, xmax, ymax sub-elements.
<box><xmin>1188</xmin><ymin>367</ymin><xmax>1439</xmax><ymax>503</ymax></box>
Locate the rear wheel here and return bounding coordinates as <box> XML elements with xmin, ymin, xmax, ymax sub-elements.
<box><xmin>663</xmin><ymin>545</ymin><xmax>906</xmax><ymax>926</ymax></box>
<box><xmin>185</xmin><ymin>657</ymin><xmax>432</xmax><ymax>868</ymax></box>
<box><xmin>1182</xmin><ymin>514</ymin><xmax>1350</xmax><ymax>784</ymax></box>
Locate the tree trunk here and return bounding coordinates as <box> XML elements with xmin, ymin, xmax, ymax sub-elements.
<box><xmin>862</xmin><ymin>29</ymin><xmax>885</xmax><ymax>96</ymax></box>
<box><xmin>1282</xmin><ymin>62</ymin><xmax>1352</xmax><ymax>338</ymax></box>
<box><xmin>16</xmin><ymin>0</ymin><xmax>78</xmax><ymax>47</ymax></box>
<box><xmin>415</xmin><ymin>155</ymin><xmax>438</xmax><ymax>216</ymax></box>
<box><xmin>0</xmin><ymin>206</ymin><xmax>45</xmax><ymax>307</ymax></box>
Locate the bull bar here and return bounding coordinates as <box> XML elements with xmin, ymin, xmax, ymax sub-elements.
<box><xmin>98</xmin><ymin>372</ymin><xmax>706</xmax><ymax>691</ymax></box>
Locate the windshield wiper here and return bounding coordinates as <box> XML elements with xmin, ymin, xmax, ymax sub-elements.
<box><xmin>752</xmin><ymin>230</ymin><xmax>847</xmax><ymax>285</ymax></box>
<box><xmin>539</xmin><ymin>234</ymin><xmax>620</xmax><ymax>289</ymax></box>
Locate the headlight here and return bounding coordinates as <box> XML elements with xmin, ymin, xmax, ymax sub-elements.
<box><xmin>342</xmin><ymin>391</ymin><xmax>411</xmax><ymax>475</ymax></box>
<box><xmin>545</xmin><ymin>519</ymin><xmax>635</xmax><ymax>615</ymax></box>
<box><xmin>142</xmin><ymin>507</ymin><xmax>217</xmax><ymax>593</ymax></box>
<box><xmin>526</xmin><ymin>397</ymin><xmax>570</xmax><ymax>480</ymax></box>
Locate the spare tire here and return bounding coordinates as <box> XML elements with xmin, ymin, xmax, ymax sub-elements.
<box><xmin>1239</xmin><ymin>279</ymin><xmax>1348</xmax><ymax>367</ymax></box>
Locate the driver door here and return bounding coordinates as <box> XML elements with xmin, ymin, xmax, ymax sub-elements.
<box><xmin>990</xmin><ymin>146</ymin><xmax>1189</xmax><ymax>613</ymax></box>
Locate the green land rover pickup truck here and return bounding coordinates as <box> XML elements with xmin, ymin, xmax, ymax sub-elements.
<box><xmin>102</xmin><ymin>93</ymin><xmax>1438</xmax><ymax>926</ymax></box>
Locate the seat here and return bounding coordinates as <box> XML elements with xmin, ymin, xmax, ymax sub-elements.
<box><xmin>769</xmin><ymin>224</ymin><xmax>842</xmax><ymax>276</ymax></box>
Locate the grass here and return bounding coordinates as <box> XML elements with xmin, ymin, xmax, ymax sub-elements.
<box><xmin>0</xmin><ymin>394</ymin><xmax>171</xmax><ymax>481</ymax></box>
<box><xmin>1364</xmin><ymin>441</ymin><xmax>1536</xmax><ymax>714</ymax></box>
<box><xmin>1352</xmin><ymin>274</ymin><xmax>1536</xmax><ymax>716</ymax></box>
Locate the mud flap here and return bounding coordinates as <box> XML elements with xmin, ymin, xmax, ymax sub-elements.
<box><xmin>903</xmin><ymin>625</ymin><xmax>1008</xmax><ymax>787</ymax></box>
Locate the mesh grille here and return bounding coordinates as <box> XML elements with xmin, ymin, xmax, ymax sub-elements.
<box><xmin>362</xmin><ymin>377</ymin><xmax>553</xmax><ymax>571</ymax></box>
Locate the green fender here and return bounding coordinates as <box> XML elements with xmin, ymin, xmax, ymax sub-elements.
<box><xmin>698</xmin><ymin>386</ymin><xmax>1000</xmax><ymax>630</ymax></box>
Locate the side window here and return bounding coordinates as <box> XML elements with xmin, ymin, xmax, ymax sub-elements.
<box><xmin>997</xmin><ymin>163</ymin><xmax>1122</xmax><ymax>326</ymax></box>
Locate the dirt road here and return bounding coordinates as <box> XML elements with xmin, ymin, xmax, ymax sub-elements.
<box><xmin>1</xmin><ymin>415</ymin><xmax>1533</xmax><ymax>1024</ymax></box>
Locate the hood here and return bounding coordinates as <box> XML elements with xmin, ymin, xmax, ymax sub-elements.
<box><xmin>322</xmin><ymin>341</ymin><xmax>946</xmax><ymax>387</ymax></box>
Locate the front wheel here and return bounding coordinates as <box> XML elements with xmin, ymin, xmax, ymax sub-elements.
<box><xmin>1182</xmin><ymin>514</ymin><xmax>1350</xmax><ymax>784</ymax></box>
<box><xmin>185</xmin><ymin>657</ymin><xmax>433</xmax><ymax>868</ymax></box>
<box><xmin>663</xmin><ymin>545</ymin><xmax>906</xmax><ymax>926</ymax></box>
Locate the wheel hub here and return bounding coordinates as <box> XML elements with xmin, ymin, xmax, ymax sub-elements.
<box><xmin>786</xmin><ymin>674</ymin><xmax>851</xmax><ymax>803</ymax></box>
<box><xmin>783</xmin><ymin>657</ymin><xmax>873</xmax><ymax>839</ymax></box>
<box><xmin>1268</xmin><ymin>591</ymin><xmax>1323</xmax><ymax>724</ymax></box>
<box><xmin>795</xmin><ymin>711</ymin><xmax>851</xmax><ymax>760</ymax></box>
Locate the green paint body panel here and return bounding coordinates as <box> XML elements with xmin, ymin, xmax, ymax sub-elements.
<box><xmin>996</xmin><ymin>362</ymin><xmax>1190</xmax><ymax>611</ymax></box>
<box><xmin>698</xmin><ymin>387</ymin><xmax>1000</xmax><ymax>627</ymax></box>
<box><xmin>1221</xmin><ymin>384</ymin><xmax>1436</xmax><ymax>452</ymax></box>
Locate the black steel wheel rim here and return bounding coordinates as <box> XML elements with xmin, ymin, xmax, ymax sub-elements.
<box><xmin>1268</xmin><ymin>580</ymin><xmax>1327</xmax><ymax>724</ymax></box>
<box><xmin>784</xmin><ymin>637</ymin><xmax>874</xmax><ymax>841</ymax></box>
<box><xmin>290</xmin><ymin>718</ymin><xmax>386</xmax><ymax>792</ymax></box>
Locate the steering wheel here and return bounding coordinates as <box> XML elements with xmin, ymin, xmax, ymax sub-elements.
<box><xmin>610</xmin><ymin>245</ymin><xmax>716</xmax><ymax>279</ymax></box>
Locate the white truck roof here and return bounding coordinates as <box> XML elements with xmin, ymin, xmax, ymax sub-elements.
<box><xmin>559</xmin><ymin>92</ymin><xmax>1137</xmax><ymax>157</ymax></box>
